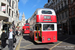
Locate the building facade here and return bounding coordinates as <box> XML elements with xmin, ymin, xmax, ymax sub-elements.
<box><xmin>69</xmin><ymin>0</ymin><xmax>75</xmax><ymax>35</ymax></box>
<box><xmin>44</xmin><ymin>0</ymin><xmax>69</xmax><ymax>35</ymax></box>
<box><xmin>0</xmin><ymin>0</ymin><xmax>19</xmax><ymax>35</ymax></box>
<box><xmin>26</xmin><ymin>18</ymin><xmax>30</xmax><ymax>23</ymax></box>
<box><xmin>16</xmin><ymin>13</ymin><xmax>26</xmax><ymax>30</ymax></box>
<box><xmin>0</xmin><ymin>0</ymin><xmax>19</xmax><ymax>23</ymax></box>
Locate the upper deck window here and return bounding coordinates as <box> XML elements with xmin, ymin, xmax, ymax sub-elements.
<box><xmin>42</xmin><ymin>10</ymin><xmax>52</xmax><ymax>14</ymax></box>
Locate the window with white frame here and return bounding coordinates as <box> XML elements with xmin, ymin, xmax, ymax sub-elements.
<box><xmin>12</xmin><ymin>1</ymin><xmax>14</xmax><ymax>9</ymax></box>
<box><xmin>43</xmin><ymin>24</ymin><xmax>54</xmax><ymax>31</ymax></box>
<box><xmin>9</xmin><ymin>9</ymin><xmax>11</xmax><ymax>16</ymax></box>
<box><xmin>9</xmin><ymin>0</ymin><xmax>11</xmax><ymax>7</ymax></box>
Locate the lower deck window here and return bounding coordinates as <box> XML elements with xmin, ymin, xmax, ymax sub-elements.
<box><xmin>43</xmin><ymin>24</ymin><xmax>54</xmax><ymax>31</ymax></box>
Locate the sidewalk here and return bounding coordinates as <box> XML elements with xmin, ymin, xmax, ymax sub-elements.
<box><xmin>1</xmin><ymin>35</ymin><xmax>22</xmax><ymax>50</ymax></box>
<box><xmin>58</xmin><ymin>33</ymin><xmax>75</xmax><ymax>38</ymax></box>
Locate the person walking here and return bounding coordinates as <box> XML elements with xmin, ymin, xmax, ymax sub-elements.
<box><xmin>8</xmin><ymin>28</ymin><xmax>13</xmax><ymax>50</ymax></box>
<box><xmin>16</xmin><ymin>29</ymin><xmax>18</xmax><ymax>36</ymax></box>
<box><xmin>1</xmin><ymin>30</ymin><xmax>7</xmax><ymax>48</ymax></box>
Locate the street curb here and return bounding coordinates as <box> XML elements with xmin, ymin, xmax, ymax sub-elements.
<box><xmin>14</xmin><ymin>36</ymin><xmax>22</xmax><ymax>50</ymax></box>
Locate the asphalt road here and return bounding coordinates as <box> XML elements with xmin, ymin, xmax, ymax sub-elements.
<box><xmin>16</xmin><ymin>34</ymin><xmax>75</xmax><ymax>50</ymax></box>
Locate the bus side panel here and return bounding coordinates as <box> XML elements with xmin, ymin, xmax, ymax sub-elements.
<box><xmin>42</xmin><ymin>31</ymin><xmax>57</xmax><ymax>43</ymax></box>
<box><xmin>29</xmin><ymin>31</ymin><xmax>34</xmax><ymax>39</ymax></box>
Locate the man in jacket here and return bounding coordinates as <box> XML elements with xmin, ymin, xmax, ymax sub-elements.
<box><xmin>8</xmin><ymin>28</ymin><xmax>13</xmax><ymax>50</ymax></box>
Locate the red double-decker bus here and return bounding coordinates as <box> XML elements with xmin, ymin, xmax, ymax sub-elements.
<box><xmin>22</xmin><ymin>23</ymin><xmax>30</xmax><ymax>34</ymax></box>
<box><xmin>29</xmin><ymin>8</ymin><xmax>57</xmax><ymax>43</ymax></box>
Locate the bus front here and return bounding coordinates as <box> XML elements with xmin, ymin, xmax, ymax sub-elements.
<box><xmin>35</xmin><ymin>9</ymin><xmax>57</xmax><ymax>43</ymax></box>
<box><xmin>24</xmin><ymin>23</ymin><xmax>30</xmax><ymax>34</ymax></box>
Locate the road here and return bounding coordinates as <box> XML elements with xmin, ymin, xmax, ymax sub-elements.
<box><xmin>16</xmin><ymin>34</ymin><xmax>75</xmax><ymax>50</ymax></box>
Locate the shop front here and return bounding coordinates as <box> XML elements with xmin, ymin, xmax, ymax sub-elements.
<box><xmin>69</xmin><ymin>17</ymin><xmax>75</xmax><ymax>35</ymax></box>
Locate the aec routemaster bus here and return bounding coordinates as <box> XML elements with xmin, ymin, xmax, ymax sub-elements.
<box><xmin>29</xmin><ymin>8</ymin><xmax>57</xmax><ymax>43</ymax></box>
<box><xmin>22</xmin><ymin>23</ymin><xmax>30</xmax><ymax>34</ymax></box>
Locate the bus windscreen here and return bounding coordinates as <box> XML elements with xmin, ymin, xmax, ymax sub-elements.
<box><xmin>25</xmin><ymin>25</ymin><xmax>29</xmax><ymax>26</ymax></box>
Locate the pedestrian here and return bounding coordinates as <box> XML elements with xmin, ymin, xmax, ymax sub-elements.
<box><xmin>8</xmin><ymin>28</ymin><xmax>13</xmax><ymax>50</ymax></box>
<box><xmin>18</xmin><ymin>29</ymin><xmax>21</xmax><ymax>36</ymax></box>
<box><xmin>12</xmin><ymin>27</ymin><xmax>16</xmax><ymax>47</ymax></box>
<box><xmin>1</xmin><ymin>30</ymin><xmax>7</xmax><ymax>48</ymax></box>
<box><xmin>16</xmin><ymin>29</ymin><xmax>18</xmax><ymax>36</ymax></box>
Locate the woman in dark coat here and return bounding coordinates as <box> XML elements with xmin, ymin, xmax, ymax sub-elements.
<box><xmin>1</xmin><ymin>30</ymin><xmax>7</xmax><ymax>48</ymax></box>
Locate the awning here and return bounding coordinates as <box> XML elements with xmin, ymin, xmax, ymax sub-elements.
<box><xmin>3</xmin><ymin>22</ymin><xmax>12</xmax><ymax>24</ymax></box>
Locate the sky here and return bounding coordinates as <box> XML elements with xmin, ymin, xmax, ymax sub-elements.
<box><xmin>18</xmin><ymin>0</ymin><xmax>47</xmax><ymax>20</ymax></box>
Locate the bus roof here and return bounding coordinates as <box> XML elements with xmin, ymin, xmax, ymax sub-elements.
<box><xmin>30</xmin><ymin>8</ymin><xmax>56</xmax><ymax>21</ymax></box>
<box><xmin>36</xmin><ymin>8</ymin><xmax>54</xmax><ymax>11</ymax></box>
<box><xmin>35</xmin><ymin>8</ymin><xmax>56</xmax><ymax>15</ymax></box>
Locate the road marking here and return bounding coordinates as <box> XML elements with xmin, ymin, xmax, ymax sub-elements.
<box><xmin>50</xmin><ymin>37</ymin><xmax>70</xmax><ymax>50</ymax></box>
<box><xmin>20</xmin><ymin>43</ymin><xmax>33</xmax><ymax>48</ymax></box>
<box><xmin>15</xmin><ymin>36</ymin><xmax>22</xmax><ymax>50</ymax></box>
<box><xmin>56</xmin><ymin>45</ymin><xmax>75</xmax><ymax>46</ymax></box>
